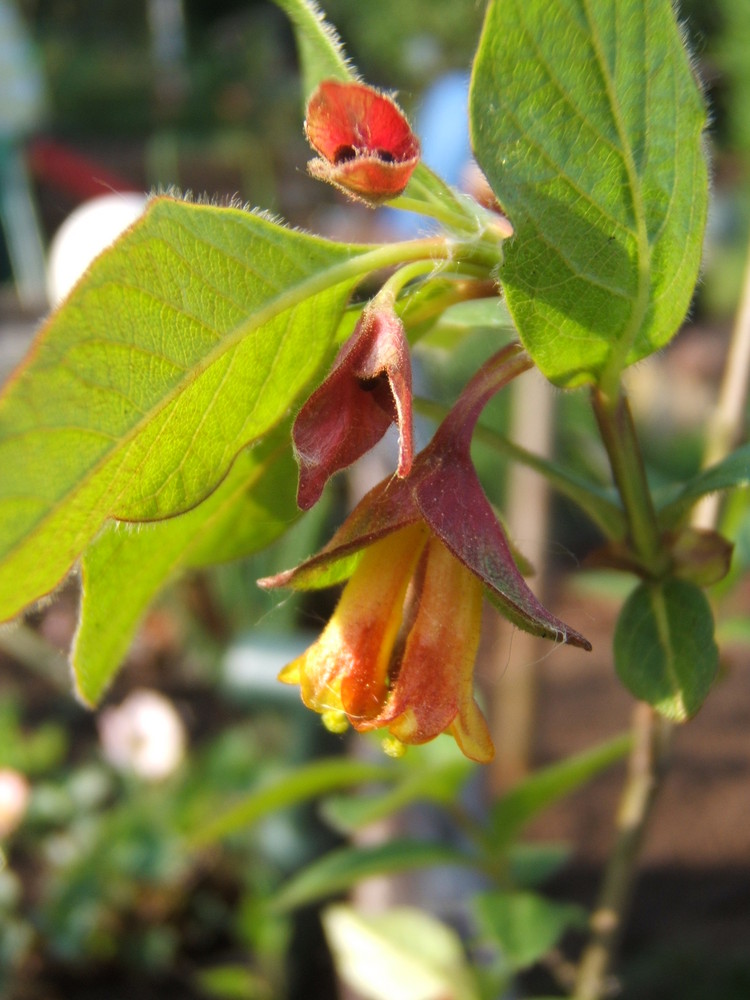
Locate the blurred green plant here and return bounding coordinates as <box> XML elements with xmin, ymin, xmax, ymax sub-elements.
<box><xmin>192</xmin><ymin>733</ymin><xmax>629</xmax><ymax>999</ymax></box>
<box><xmin>0</xmin><ymin>702</ymin><xmax>332</xmax><ymax>998</ymax></box>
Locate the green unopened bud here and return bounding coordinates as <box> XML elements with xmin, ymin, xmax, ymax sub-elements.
<box><xmin>667</xmin><ymin>527</ymin><xmax>734</xmax><ymax>588</ymax></box>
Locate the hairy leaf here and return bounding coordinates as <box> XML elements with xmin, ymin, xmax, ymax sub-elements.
<box><xmin>614</xmin><ymin>578</ymin><xmax>718</xmax><ymax>720</ymax></box>
<box><xmin>470</xmin><ymin>0</ymin><xmax>708</xmax><ymax>387</ymax></box>
<box><xmin>273</xmin><ymin>0</ymin><xmax>353</xmax><ymax>102</ymax></box>
<box><xmin>73</xmin><ymin>430</ymin><xmax>299</xmax><ymax>705</ymax></box>
<box><xmin>0</xmin><ymin>196</ymin><xmax>367</xmax><ymax>622</ymax></box>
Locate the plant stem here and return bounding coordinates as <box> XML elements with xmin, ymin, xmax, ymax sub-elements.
<box><xmin>591</xmin><ymin>387</ymin><xmax>668</xmax><ymax>575</ymax></box>
<box><xmin>0</xmin><ymin>622</ymin><xmax>70</xmax><ymax>691</ymax></box>
<box><xmin>387</xmin><ymin>194</ymin><xmax>474</xmax><ymax>232</ymax></box>
<box><xmin>575</xmin><ymin>297</ymin><xmax>748</xmax><ymax>995</ymax></box>
<box><xmin>572</xmin><ymin>385</ymin><xmax>672</xmax><ymax>999</ymax></box>
<box><xmin>377</xmin><ymin>259</ymin><xmax>443</xmax><ymax>301</ymax></box>
<box><xmin>693</xmin><ymin>233</ymin><xmax>750</xmax><ymax>529</ymax></box>
<box><xmin>573</xmin><ymin>704</ymin><xmax>672</xmax><ymax>1000</ymax></box>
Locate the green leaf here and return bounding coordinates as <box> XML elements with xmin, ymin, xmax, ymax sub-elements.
<box><xmin>272</xmin><ymin>839</ymin><xmax>474</xmax><ymax>912</ymax></box>
<box><xmin>506</xmin><ymin>843</ymin><xmax>571</xmax><ymax>889</ymax></box>
<box><xmin>614</xmin><ymin>578</ymin><xmax>718</xmax><ymax>720</ymax></box>
<box><xmin>0</xmin><ymin>196</ymin><xmax>370</xmax><ymax>623</ymax></box>
<box><xmin>195</xmin><ymin>965</ymin><xmax>271</xmax><ymax>1000</ymax></box>
<box><xmin>272</xmin><ymin>0</ymin><xmax>353</xmax><ymax>102</ymax></box>
<box><xmin>320</xmin><ymin>754</ymin><xmax>473</xmax><ymax>833</ymax></box>
<box><xmin>470</xmin><ymin>0</ymin><xmax>708</xmax><ymax>387</ymax></box>
<box><xmin>488</xmin><ymin>733</ymin><xmax>631</xmax><ymax>848</ymax></box>
<box><xmin>189</xmin><ymin>757</ymin><xmax>395</xmax><ymax>848</ymax></box>
<box><xmin>474</xmin><ymin>890</ymin><xmax>587</xmax><ymax>971</ymax></box>
<box><xmin>657</xmin><ymin>444</ymin><xmax>750</xmax><ymax>529</ymax></box>
<box><xmin>410</xmin><ymin>294</ymin><xmax>515</xmax><ymax>350</ymax></box>
<box><xmin>323</xmin><ymin>904</ymin><xmax>480</xmax><ymax>1000</ymax></box>
<box><xmin>72</xmin><ymin>430</ymin><xmax>300</xmax><ymax>705</ymax></box>
<box><xmin>397</xmin><ymin>283</ymin><xmax>499</xmax><ymax>345</ymax></box>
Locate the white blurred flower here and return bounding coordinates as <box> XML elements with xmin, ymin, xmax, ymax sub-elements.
<box><xmin>98</xmin><ymin>689</ymin><xmax>186</xmax><ymax>781</ymax></box>
<box><xmin>0</xmin><ymin>769</ymin><xmax>30</xmax><ymax>837</ymax></box>
<box><xmin>46</xmin><ymin>192</ymin><xmax>148</xmax><ymax>305</ymax></box>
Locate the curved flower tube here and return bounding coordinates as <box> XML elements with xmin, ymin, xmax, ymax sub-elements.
<box><xmin>305</xmin><ymin>80</ymin><xmax>420</xmax><ymax>203</ymax></box>
<box><xmin>261</xmin><ymin>343</ymin><xmax>591</xmax><ymax>760</ymax></box>
<box><xmin>275</xmin><ymin>523</ymin><xmax>492</xmax><ymax>761</ymax></box>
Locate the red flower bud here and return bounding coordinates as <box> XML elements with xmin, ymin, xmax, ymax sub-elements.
<box><xmin>305</xmin><ymin>80</ymin><xmax>420</xmax><ymax>204</ymax></box>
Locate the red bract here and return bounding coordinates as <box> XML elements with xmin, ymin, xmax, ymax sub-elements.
<box><xmin>304</xmin><ymin>80</ymin><xmax>420</xmax><ymax>203</ymax></box>
<box><xmin>293</xmin><ymin>299</ymin><xmax>413</xmax><ymax>510</ymax></box>
<box><xmin>260</xmin><ymin>343</ymin><xmax>591</xmax><ymax>761</ymax></box>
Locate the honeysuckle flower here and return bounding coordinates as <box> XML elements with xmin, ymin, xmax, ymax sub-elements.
<box><xmin>304</xmin><ymin>79</ymin><xmax>420</xmax><ymax>204</ymax></box>
<box><xmin>260</xmin><ymin>343</ymin><xmax>591</xmax><ymax>761</ymax></box>
<box><xmin>293</xmin><ymin>296</ymin><xmax>413</xmax><ymax>510</ymax></box>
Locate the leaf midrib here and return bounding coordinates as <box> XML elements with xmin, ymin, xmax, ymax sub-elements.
<box><xmin>649</xmin><ymin>583</ymin><xmax>686</xmax><ymax>719</ymax></box>
<box><xmin>583</xmin><ymin>0</ymin><xmax>653</xmax><ymax>391</ymax></box>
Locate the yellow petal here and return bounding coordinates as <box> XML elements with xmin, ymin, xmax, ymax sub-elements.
<box><xmin>278</xmin><ymin>660</ymin><xmax>301</xmax><ymax>684</ymax></box>
<box><xmin>280</xmin><ymin>524</ymin><xmax>428</xmax><ymax>724</ymax></box>
<box><xmin>449</xmin><ymin>701</ymin><xmax>494</xmax><ymax>764</ymax></box>
<box><xmin>372</xmin><ymin>537</ymin><xmax>494</xmax><ymax>762</ymax></box>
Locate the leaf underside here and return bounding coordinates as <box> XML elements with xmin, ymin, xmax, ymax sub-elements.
<box><xmin>0</xmin><ymin>196</ymin><xmax>364</xmax><ymax>622</ymax></box>
<box><xmin>73</xmin><ymin>429</ymin><xmax>299</xmax><ymax>705</ymax></box>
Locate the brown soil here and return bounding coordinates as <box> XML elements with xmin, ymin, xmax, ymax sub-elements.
<box><xmin>522</xmin><ymin>586</ymin><xmax>750</xmax><ymax>999</ymax></box>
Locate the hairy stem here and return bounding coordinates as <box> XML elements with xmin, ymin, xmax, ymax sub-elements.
<box><xmin>574</xmin><ymin>704</ymin><xmax>672</xmax><ymax>999</ymax></box>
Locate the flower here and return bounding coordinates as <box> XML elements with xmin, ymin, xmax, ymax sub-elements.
<box><xmin>98</xmin><ymin>689</ymin><xmax>186</xmax><ymax>781</ymax></box>
<box><xmin>274</xmin><ymin>522</ymin><xmax>492</xmax><ymax>761</ymax></box>
<box><xmin>293</xmin><ymin>296</ymin><xmax>413</xmax><ymax>510</ymax></box>
<box><xmin>304</xmin><ymin>80</ymin><xmax>420</xmax><ymax>203</ymax></box>
<box><xmin>0</xmin><ymin>769</ymin><xmax>30</xmax><ymax>838</ymax></box>
<box><xmin>261</xmin><ymin>344</ymin><xmax>591</xmax><ymax>761</ymax></box>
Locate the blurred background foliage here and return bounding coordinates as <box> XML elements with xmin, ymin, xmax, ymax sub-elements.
<box><xmin>1</xmin><ymin>1</ymin><xmax>750</xmax><ymax>998</ymax></box>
